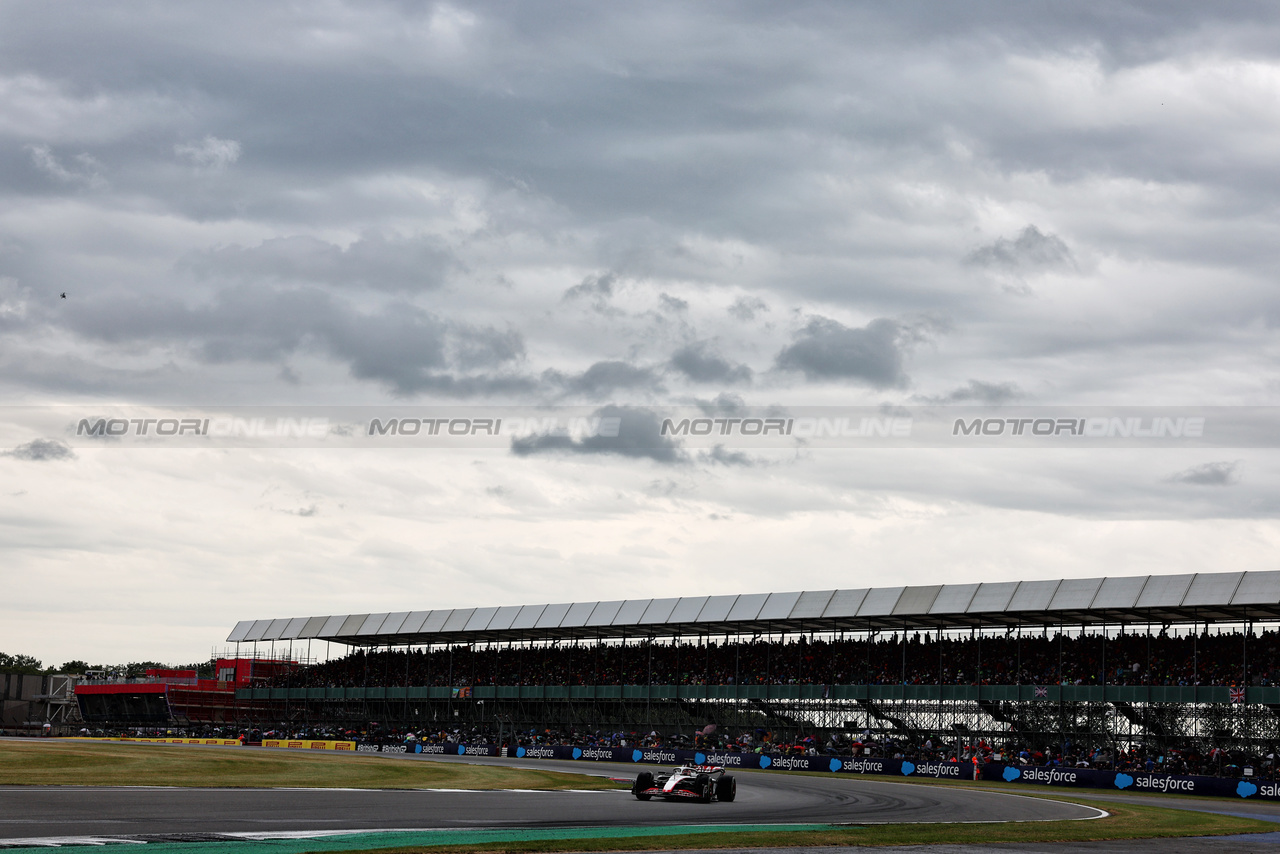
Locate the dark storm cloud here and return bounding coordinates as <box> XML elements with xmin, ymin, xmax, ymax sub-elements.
<box><xmin>186</xmin><ymin>234</ymin><xmax>455</xmax><ymax>293</ymax></box>
<box><xmin>965</xmin><ymin>226</ymin><xmax>1075</xmax><ymax>274</ymax></box>
<box><xmin>1169</xmin><ymin>461</ymin><xmax>1240</xmax><ymax>486</ymax></box>
<box><xmin>775</xmin><ymin>317</ymin><xmax>907</xmax><ymax>388</ymax></box>
<box><xmin>2</xmin><ymin>438</ymin><xmax>74</xmax><ymax>461</ymax></box>
<box><xmin>510</xmin><ymin>405</ymin><xmax>686</xmax><ymax>464</ymax></box>
<box><xmin>544</xmin><ymin>360</ymin><xmax>664</xmax><ymax>397</ymax></box>
<box><xmin>669</xmin><ymin>341</ymin><xmax>752</xmax><ymax>384</ymax></box>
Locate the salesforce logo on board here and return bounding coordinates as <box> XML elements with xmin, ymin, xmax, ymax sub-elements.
<box><xmin>516</xmin><ymin>746</ymin><xmax>526</xmax><ymax>758</ymax></box>
<box><xmin>572</xmin><ymin>748</ymin><xmax>582</xmax><ymax>759</ymax></box>
<box><xmin>695</xmin><ymin>752</ymin><xmax>706</xmax><ymax>765</ymax></box>
<box><xmin>759</xmin><ymin>756</ymin><xmax>772</xmax><ymax>768</ymax></box>
<box><xmin>1003</xmin><ymin>766</ymin><xmax>1022</xmax><ymax>782</ymax></box>
<box><xmin>1114</xmin><ymin>773</ymin><xmax>1134</xmax><ymax>789</ymax></box>
<box><xmin>457</xmin><ymin>745</ymin><xmax>466</xmax><ymax>755</ymax></box>
<box><xmin>901</xmin><ymin>761</ymin><xmax>915</xmax><ymax>776</ymax></box>
<box><xmin>632</xmin><ymin>749</ymin><xmax>643</xmax><ymax>762</ymax></box>
<box><xmin>829</xmin><ymin>758</ymin><xmax>842</xmax><ymax>773</ymax></box>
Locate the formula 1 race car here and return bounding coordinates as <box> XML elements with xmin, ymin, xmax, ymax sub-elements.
<box><xmin>632</xmin><ymin>764</ymin><xmax>736</xmax><ymax>802</ymax></box>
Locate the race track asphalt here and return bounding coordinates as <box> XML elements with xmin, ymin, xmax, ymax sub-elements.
<box><xmin>0</xmin><ymin>753</ymin><xmax>1099</xmax><ymax>840</ymax></box>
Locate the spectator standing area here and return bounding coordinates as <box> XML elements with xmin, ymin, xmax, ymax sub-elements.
<box><xmin>90</xmin><ymin>571</ymin><xmax>1280</xmax><ymax>778</ymax></box>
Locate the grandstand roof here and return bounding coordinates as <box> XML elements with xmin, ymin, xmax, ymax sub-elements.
<box><xmin>227</xmin><ymin>571</ymin><xmax>1280</xmax><ymax>647</ymax></box>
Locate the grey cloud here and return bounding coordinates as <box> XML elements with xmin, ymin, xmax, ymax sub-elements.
<box><xmin>695</xmin><ymin>392</ymin><xmax>747</xmax><ymax>416</ymax></box>
<box><xmin>699</xmin><ymin>445</ymin><xmax>755</xmax><ymax>467</ymax></box>
<box><xmin>775</xmin><ymin>317</ymin><xmax>907</xmax><ymax>388</ymax></box>
<box><xmin>966</xmin><ymin>226</ymin><xmax>1075</xmax><ymax>274</ymax></box>
<box><xmin>921</xmin><ymin>380</ymin><xmax>1022</xmax><ymax>405</ymax></box>
<box><xmin>544</xmin><ymin>360</ymin><xmax>663</xmax><ymax>398</ymax></box>
<box><xmin>659</xmin><ymin>293</ymin><xmax>688</xmax><ymax>313</ymax></box>
<box><xmin>174</xmin><ymin>136</ymin><xmax>240</xmax><ymax>170</ymax></box>
<box><xmin>187</xmin><ymin>234</ymin><xmax>454</xmax><ymax>293</ymax></box>
<box><xmin>57</xmin><ymin>286</ymin><xmax>529</xmax><ymax>397</ymax></box>
<box><xmin>562</xmin><ymin>272</ymin><xmax>617</xmax><ymax>302</ymax></box>
<box><xmin>510</xmin><ymin>405</ymin><xmax>685</xmax><ymax>464</ymax></box>
<box><xmin>669</xmin><ymin>341</ymin><xmax>752</xmax><ymax>384</ymax></box>
<box><xmin>728</xmin><ymin>296</ymin><xmax>768</xmax><ymax>322</ymax></box>
<box><xmin>1169</xmin><ymin>461</ymin><xmax>1240</xmax><ymax>486</ymax></box>
<box><xmin>3</xmin><ymin>438</ymin><xmax>74</xmax><ymax>461</ymax></box>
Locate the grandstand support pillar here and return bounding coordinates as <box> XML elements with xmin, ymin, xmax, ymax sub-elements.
<box><xmin>1244</xmin><ymin>619</ymin><xmax>1250</xmax><ymax>688</ymax></box>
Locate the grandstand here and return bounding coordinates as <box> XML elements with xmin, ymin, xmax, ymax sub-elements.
<box><xmin>221</xmin><ymin>571</ymin><xmax>1280</xmax><ymax>765</ymax></box>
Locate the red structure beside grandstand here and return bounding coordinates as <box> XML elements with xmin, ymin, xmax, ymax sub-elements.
<box><xmin>74</xmin><ymin>658</ymin><xmax>295</xmax><ymax>724</ymax></box>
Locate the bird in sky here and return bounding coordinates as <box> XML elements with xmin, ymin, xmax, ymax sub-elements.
<box><xmin>60</xmin><ymin>292</ymin><xmax>66</xmax><ymax>299</ymax></box>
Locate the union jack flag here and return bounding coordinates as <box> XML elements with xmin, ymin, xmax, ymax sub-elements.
<box><xmin>1034</xmin><ymin>686</ymin><xmax>1048</xmax><ymax>698</ymax></box>
<box><xmin>1230</xmin><ymin>687</ymin><xmax>1246</xmax><ymax>704</ymax></box>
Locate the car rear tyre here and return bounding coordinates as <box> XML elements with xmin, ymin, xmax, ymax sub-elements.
<box><xmin>716</xmin><ymin>775</ymin><xmax>736</xmax><ymax>802</ymax></box>
<box><xmin>633</xmin><ymin>771</ymin><xmax>654</xmax><ymax>800</ymax></box>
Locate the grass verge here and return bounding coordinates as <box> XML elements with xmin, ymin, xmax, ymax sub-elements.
<box><xmin>0</xmin><ymin>740</ymin><xmax>624</xmax><ymax>790</ymax></box>
<box><xmin>333</xmin><ymin>801</ymin><xmax>1274</xmax><ymax>853</ymax></box>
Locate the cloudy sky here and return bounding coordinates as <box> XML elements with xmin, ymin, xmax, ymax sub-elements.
<box><xmin>3</xmin><ymin>1</ymin><xmax>1280</xmax><ymax>667</ymax></box>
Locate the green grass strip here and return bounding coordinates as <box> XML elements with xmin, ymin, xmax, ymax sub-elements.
<box><xmin>0</xmin><ymin>823</ymin><xmax>832</xmax><ymax>854</ymax></box>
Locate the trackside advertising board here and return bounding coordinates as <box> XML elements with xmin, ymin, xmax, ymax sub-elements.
<box><xmin>982</xmin><ymin>763</ymin><xmax>1280</xmax><ymax>801</ymax></box>
<box><xmin>504</xmin><ymin>745</ymin><xmax>972</xmax><ymax>780</ymax></box>
<box><xmin>74</xmin><ymin>737</ymin><xmax>242</xmax><ymax>746</ymax></box>
<box><xmin>261</xmin><ymin>739</ymin><xmax>355</xmax><ymax>750</ymax></box>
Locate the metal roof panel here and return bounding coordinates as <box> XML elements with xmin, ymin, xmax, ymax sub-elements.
<box><xmin>930</xmin><ymin>584</ymin><xmax>979</xmax><ymax>614</ymax></box>
<box><xmin>669</xmin><ymin>597</ymin><xmax>709</xmax><ymax>623</ymax></box>
<box><xmin>1136</xmin><ymin>574</ymin><xmax>1195</xmax><ymax>608</ymax></box>
<box><xmin>640</xmin><ymin>598</ymin><xmax>680</xmax><ymax>624</ymax></box>
<box><xmin>968</xmin><ymin>582</ymin><xmax>1019</xmax><ymax>613</ymax></box>
<box><xmin>337</xmin><ymin>615</ymin><xmax>368</xmax><ymax>636</ymax></box>
<box><xmin>442</xmin><ymin>608</ymin><xmax>475</xmax><ymax>632</ymax></box>
<box><xmin>535</xmin><ymin>603</ymin><xmax>572</xmax><ymax>628</ymax></box>
<box><xmin>487</xmin><ymin>605</ymin><xmax>523</xmax><ymax>631</ymax></box>
<box><xmin>586</xmin><ymin>601</ymin><xmax>624</xmax><ymax>626</ymax></box>
<box><xmin>298</xmin><ymin>616</ymin><xmax>329</xmax><ymax>638</ymax></box>
<box><xmin>510</xmin><ymin>604</ymin><xmax>547</xmax><ymax>630</ymax></box>
<box><xmin>464</xmin><ymin>607</ymin><xmax>500</xmax><ymax>632</ymax></box>
<box><xmin>1008</xmin><ymin>580</ymin><xmax>1060</xmax><ymax>612</ymax></box>
<box><xmin>696</xmin><ymin>595</ymin><xmax>739</xmax><ymax>622</ymax></box>
<box><xmin>356</xmin><ymin>613</ymin><xmax>390</xmax><ymax>635</ymax></box>
<box><xmin>893</xmin><ymin>586</ymin><xmax>942</xmax><ymax>616</ymax></box>
<box><xmin>380</xmin><ymin>612</ymin><xmax>411</xmax><ymax>635</ymax></box>
<box><xmin>281</xmin><ymin>617</ymin><xmax>308</xmax><ymax>640</ymax></box>
<box><xmin>1184</xmin><ymin>572</ymin><xmax>1244</xmax><ymax>607</ymax></box>
<box><xmin>1049</xmin><ymin>578</ymin><xmax>1104</xmax><ymax>611</ymax></box>
<box><xmin>759</xmin><ymin>591</ymin><xmax>803</xmax><ymax>621</ymax></box>
<box><xmin>319</xmin><ymin>615</ymin><xmax>347</xmax><ymax>636</ymax></box>
<box><xmin>227</xmin><ymin>620</ymin><xmax>254</xmax><ymax>643</ymax></box>
<box><xmin>1092</xmin><ymin>576</ymin><xmax>1148</xmax><ymax>609</ymax></box>
<box><xmin>561</xmin><ymin>602</ymin><xmax>598</xmax><ymax>628</ymax></box>
<box><xmin>790</xmin><ymin>590</ymin><xmax>835</xmax><ymax>619</ymax></box>
<box><xmin>727</xmin><ymin>593</ymin><xmax>769</xmax><ymax>621</ymax></box>
<box><xmin>1232</xmin><ymin>572</ymin><xmax>1280</xmax><ymax>605</ymax></box>
<box><xmin>420</xmin><ymin>610</ymin><xmax>452</xmax><ymax>633</ymax></box>
<box><xmin>858</xmin><ymin>587</ymin><xmax>905</xmax><ymax>617</ymax></box>
<box><xmin>244</xmin><ymin>619</ymin><xmax>272</xmax><ymax>641</ymax></box>
<box><xmin>823</xmin><ymin>589</ymin><xmax>869</xmax><ymax>618</ymax></box>
<box><xmin>615</xmin><ymin>599</ymin><xmax>652</xmax><ymax>625</ymax></box>
<box><xmin>399</xmin><ymin>611</ymin><xmax>432</xmax><ymax>634</ymax></box>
